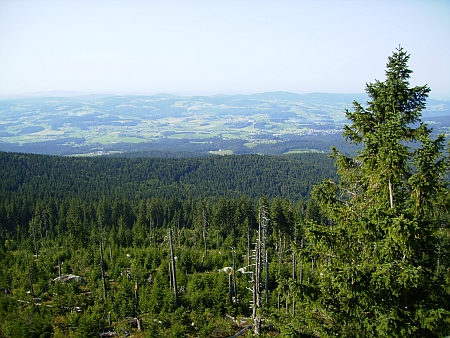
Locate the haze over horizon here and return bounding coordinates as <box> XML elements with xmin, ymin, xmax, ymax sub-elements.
<box><xmin>1</xmin><ymin>0</ymin><xmax>449</xmax><ymax>99</ymax></box>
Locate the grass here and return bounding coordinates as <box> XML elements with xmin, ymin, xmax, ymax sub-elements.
<box><xmin>209</xmin><ymin>149</ymin><xmax>234</xmax><ymax>155</ymax></box>
<box><xmin>34</xmin><ymin>128</ymin><xmax>64</xmax><ymax>136</ymax></box>
<box><xmin>87</xmin><ymin>134</ymin><xmax>121</xmax><ymax>144</ymax></box>
<box><xmin>220</xmin><ymin>133</ymin><xmax>241</xmax><ymax>139</ymax></box>
<box><xmin>284</xmin><ymin>148</ymin><xmax>321</xmax><ymax>154</ymax></box>
<box><xmin>244</xmin><ymin>142</ymin><xmax>258</xmax><ymax>149</ymax></box>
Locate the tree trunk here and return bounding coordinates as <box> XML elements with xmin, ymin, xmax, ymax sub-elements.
<box><xmin>253</xmin><ymin>203</ymin><xmax>268</xmax><ymax>335</ymax></box>
<box><xmin>389</xmin><ymin>177</ymin><xmax>394</xmax><ymax>208</ymax></box>
<box><xmin>136</xmin><ymin>317</ymin><xmax>142</xmax><ymax>331</ymax></box>
<box><xmin>25</xmin><ymin>251</ymin><xmax>35</xmax><ymax>298</ymax></box>
<box><xmin>31</xmin><ymin>219</ymin><xmax>38</xmax><ymax>258</ymax></box>
<box><xmin>277</xmin><ymin>237</ymin><xmax>282</xmax><ymax>312</ymax></box>
<box><xmin>228</xmin><ymin>272</ymin><xmax>233</xmax><ymax>303</ymax></box>
<box><xmin>100</xmin><ymin>238</ymin><xmax>107</xmax><ymax>301</ymax></box>
<box><xmin>265</xmin><ymin>249</ymin><xmax>269</xmax><ymax>304</ymax></box>
<box><xmin>169</xmin><ymin>228</ymin><xmax>179</xmax><ymax>308</ymax></box>
<box><xmin>231</xmin><ymin>247</ymin><xmax>237</xmax><ymax>302</ymax></box>
<box><xmin>299</xmin><ymin>238</ymin><xmax>304</xmax><ymax>284</ymax></box>
<box><xmin>202</xmin><ymin>209</ymin><xmax>207</xmax><ymax>260</ymax></box>
<box><xmin>247</xmin><ymin>223</ymin><xmax>251</xmax><ymax>267</ymax></box>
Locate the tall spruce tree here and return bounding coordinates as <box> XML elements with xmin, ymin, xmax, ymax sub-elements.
<box><xmin>302</xmin><ymin>47</ymin><xmax>450</xmax><ymax>337</ymax></box>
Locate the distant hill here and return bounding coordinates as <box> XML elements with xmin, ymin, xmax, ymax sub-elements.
<box><xmin>0</xmin><ymin>92</ymin><xmax>448</xmax><ymax>156</ymax></box>
<box><xmin>0</xmin><ymin>151</ymin><xmax>337</xmax><ymax>201</ymax></box>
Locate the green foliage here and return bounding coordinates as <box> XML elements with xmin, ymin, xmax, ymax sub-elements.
<box><xmin>0</xmin><ymin>152</ymin><xmax>336</xmax><ymax>206</ymax></box>
<box><xmin>75</xmin><ymin>311</ymin><xmax>101</xmax><ymax>338</ymax></box>
<box><xmin>184</xmin><ymin>272</ymin><xmax>229</xmax><ymax>315</ymax></box>
<box><xmin>0</xmin><ymin>300</ymin><xmax>54</xmax><ymax>338</ymax></box>
<box><xmin>0</xmin><ymin>74</ymin><xmax>448</xmax><ymax>336</ymax></box>
<box><xmin>302</xmin><ymin>47</ymin><xmax>450</xmax><ymax>337</ymax></box>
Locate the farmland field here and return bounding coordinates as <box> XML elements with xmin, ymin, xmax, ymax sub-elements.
<box><xmin>1</xmin><ymin>92</ymin><xmax>449</xmax><ymax>155</ymax></box>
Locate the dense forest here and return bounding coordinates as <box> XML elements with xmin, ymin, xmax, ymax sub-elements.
<box><xmin>1</xmin><ymin>48</ymin><xmax>450</xmax><ymax>337</ymax></box>
<box><xmin>0</xmin><ymin>132</ymin><xmax>360</xmax><ymax>157</ymax></box>
<box><xmin>0</xmin><ymin>151</ymin><xmax>336</xmax><ymax>202</ymax></box>
<box><xmin>0</xmin><ymin>151</ymin><xmax>332</xmax><ymax>337</ymax></box>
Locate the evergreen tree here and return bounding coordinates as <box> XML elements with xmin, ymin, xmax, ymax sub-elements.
<box><xmin>302</xmin><ymin>47</ymin><xmax>450</xmax><ymax>337</ymax></box>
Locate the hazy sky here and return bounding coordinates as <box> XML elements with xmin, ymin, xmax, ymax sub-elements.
<box><xmin>1</xmin><ymin>0</ymin><xmax>449</xmax><ymax>97</ymax></box>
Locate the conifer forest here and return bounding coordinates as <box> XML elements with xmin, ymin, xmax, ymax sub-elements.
<box><xmin>1</xmin><ymin>48</ymin><xmax>449</xmax><ymax>337</ymax></box>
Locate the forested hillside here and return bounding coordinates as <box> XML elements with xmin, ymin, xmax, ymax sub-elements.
<box><xmin>0</xmin><ymin>48</ymin><xmax>449</xmax><ymax>338</ymax></box>
<box><xmin>0</xmin><ymin>151</ymin><xmax>334</xmax><ymax>337</ymax></box>
<box><xmin>0</xmin><ymin>151</ymin><xmax>336</xmax><ymax>202</ymax></box>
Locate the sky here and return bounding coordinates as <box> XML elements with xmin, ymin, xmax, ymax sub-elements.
<box><xmin>0</xmin><ymin>0</ymin><xmax>449</xmax><ymax>98</ymax></box>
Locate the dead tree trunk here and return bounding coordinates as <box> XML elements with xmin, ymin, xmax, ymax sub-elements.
<box><xmin>253</xmin><ymin>202</ymin><xmax>269</xmax><ymax>335</ymax></box>
<box><xmin>202</xmin><ymin>209</ymin><xmax>208</xmax><ymax>261</ymax></box>
<box><xmin>389</xmin><ymin>177</ymin><xmax>394</xmax><ymax>209</ymax></box>
<box><xmin>265</xmin><ymin>248</ymin><xmax>269</xmax><ymax>304</ymax></box>
<box><xmin>299</xmin><ymin>238</ymin><xmax>304</xmax><ymax>284</ymax></box>
<box><xmin>25</xmin><ymin>251</ymin><xmax>35</xmax><ymax>298</ymax></box>
<box><xmin>169</xmin><ymin>228</ymin><xmax>179</xmax><ymax>308</ymax></box>
<box><xmin>228</xmin><ymin>271</ymin><xmax>233</xmax><ymax>304</ymax></box>
<box><xmin>100</xmin><ymin>238</ymin><xmax>107</xmax><ymax>301</ymax></box>
<box><xmin>247</xmin><ymin>221</ymin><xmax>251</xmax><ymax>267</ymax></box>
<box><xmin>292</xmin><ymin>228</ymin><xmax>297</xmax><ymax>316</ymax></box>
<box><xmin>277</xmin><ymin>236</ymin><xmax>282</xmax><ymax>312</ymax></box>
<box><xmin>31</xmin><ymin>219</ymin><xmax>39</xmax><ymax>258</ymax></box>
<box><xmin>231</xmin><ymin>247</ymin><xmax>237</xmax><ymax>302</ymax></box>
<box><xmin>58</xmin><ymin>258</ymin><xmax>62</xmax><ymax>277</ymax></box>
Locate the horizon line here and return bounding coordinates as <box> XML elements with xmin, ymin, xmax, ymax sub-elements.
<box><xmin>1</xmin><ymin>90</ymin><xmax>449</xmax><ymax>100</ymax></box>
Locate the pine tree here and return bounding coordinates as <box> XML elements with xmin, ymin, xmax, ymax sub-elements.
<box><xmin>301</xmin><ymin>47</ymin><xmax>450</xmax><ymax>337</ymax></box>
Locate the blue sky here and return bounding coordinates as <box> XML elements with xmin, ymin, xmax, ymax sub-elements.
<box><xmin>1</xmin><ymin>0</ymin><xmax>449</xmax><ymax>98</ymax></box>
